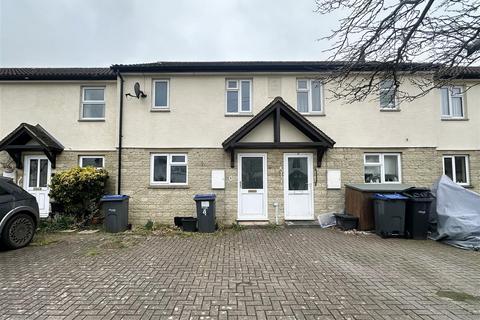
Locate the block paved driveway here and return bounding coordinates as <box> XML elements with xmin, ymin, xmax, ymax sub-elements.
<box><xmin>1</xmin><ymin>228</ymin><xmax>480</xmax><ymax>320</ymax></box>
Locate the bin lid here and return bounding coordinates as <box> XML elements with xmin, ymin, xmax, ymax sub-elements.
<box><xmin>402</xmin><ymin>187</ymin><xmax>435</xmax><ymax>199</ymax></box>
<box><xmin>100</xmin><ymin>194</ymin><xmax>130</xmax><ymax>202</ymax></box>
<box><xmin>333</xmin><ymin>213</ymin><xmax>358</xmax><ymax>221</ymax></box>
<box><xmin>373</xmin><ymin>193</ymin><xmax>408</xmax><ymax>200</ymax></box>
<box><xmin>193</xmin><ymin>193</ymin><xmax>216</xmax><ymax>201</ymax></box>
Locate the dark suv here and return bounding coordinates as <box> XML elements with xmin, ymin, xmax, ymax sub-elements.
<box><xmin>0</xmin><ymin>177</ymin><xmax>39</xmax><ymax>249</ymax></box>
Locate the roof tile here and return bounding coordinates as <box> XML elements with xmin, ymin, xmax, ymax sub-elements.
<box><xmin>0</xmin><ymin>68</ymin><xmax>116</xmax><ymax>80</ymax></box>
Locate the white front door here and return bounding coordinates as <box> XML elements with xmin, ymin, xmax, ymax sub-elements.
<box><xmin>24</xmin><ymin>155</ymin><xmax>51</xmax><ymax>218</ymax></box>
<box><xmin>238</xmin><ymin>153</ymin><xmax>267</xmax><ymax>220</ymax></box>
<box><xmin>284</xmin><ymin>153</ymin><xmax>314</xmax><ymax>220</ymax></box>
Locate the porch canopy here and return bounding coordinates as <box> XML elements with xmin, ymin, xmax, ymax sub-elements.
<box><xmin>222</xmin><ymin>97</ymin><xmax>335</xmax><ymax>168</ymax></box>
<box><xmin>0</xmin><ymin>123</ymin><xmax>64</xmax><ymax>169</ymax></box>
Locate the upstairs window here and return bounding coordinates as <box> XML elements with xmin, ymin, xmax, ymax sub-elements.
<box><xmin>364</xmin><ymin>153</ymin><xmax>401</xmax><ymax>183</ymax></box>
<box><xmin>379</xmin><ymin>79</ymin><xmax>397</xmax><ymax>109</ymax></box>
<box><xmin>79</xmin><ymin>156</ymin><xmax>105</xmax><ymax>169</ymax></box>
<box><xmin>441</xmin><ymin>86</ymin><xmax>464</xmax><ymax>118</ymax></box>
<box><xmin>81</xmin><ymin>87</ymin><xmax>105</xmax><ymax>120</ymax></box>
<box><xmin>296</xmin><ymin>79</ymin><xmax>323</xmax><ymax>113</ymax></box>
<box><xmin>151</xmin><ymin>154</ymin><xmax>188</xmax><ymax>185</ymax></box>
<box><xmin>153</xmin><ymin>80</ymin><xmax>169</xmax><ymax>109</ymax></box>
<box><xmin>443</xmin><ymin>155</ymin><xmax>469</xmax><ymax>185</ymax></box>
<box><xmin>226</xmin><ymin>79</ymin><xmax>251</xmax><ymax>114</ymax></box>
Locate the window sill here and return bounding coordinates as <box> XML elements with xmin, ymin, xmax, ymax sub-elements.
<box><xmin>151</xmin><ymin>108</ymin><xmax>170</xmax><ymax>112</ymax></box>
<box><xmin>301</xmin><ymin>113</ymin><xmax>326</xmax><ymax>117</ymax></box>
<box><xmin>441</xmin><ymin>117</ymin><xmax>468</xmax><ymax>121</ymax></box>
<box><xmin>460</xmin><ymin>184</ymin><xmax>473</xmax><ymax>189</ymax></box>
<box><xmin>78</xmin><ymin>119</ymin><xmax>105</xmax><ymax>122</ymax></box>
<box><xmin>364</xmin><ymin>182</ymin><xmax>402</xmax><ymax>184</ymax></box>
<box><xmin>148</xmin><ymin>184</ymin><xmax>189</xmax><ymax>189</ymax></box>
<box><xmin>225</xmin><ymin>113</ymin><xmax>254</xmax><ymax>117</ymax></box>
<box><xmin>380</xmin><ymin>108</ymin><xmax>401</xmax><ymax>112</ymax></box>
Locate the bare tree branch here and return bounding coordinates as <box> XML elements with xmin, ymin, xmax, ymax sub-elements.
<box><xmin>315</xmin><ymin>0</ymin><xmax>480</xmax><ymax>104</ymax></box>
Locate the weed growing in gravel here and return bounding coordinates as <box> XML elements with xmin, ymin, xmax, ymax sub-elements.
<box><xmin>230</xmin><ymin>223</ymin><xmax>245</xmax><ymax>231</ymax></box>
<box><xmin>85</xmin><ymin>248</ymin><xmax>100</xmax><ymax>256</ymax></box>
<box><xmin>266</xmin><ymin>223</ymin><xmax>282</xmax><ymax>231</ymax></box>
<box><xmin>38</xmin><ymin>215</ymin><xmax>77</xmax><ymax>232</ymax></box>
<box><xmin>31</xmin><ymin>234</ymin><xmax>61</xmax><ymax>246</ymax></box>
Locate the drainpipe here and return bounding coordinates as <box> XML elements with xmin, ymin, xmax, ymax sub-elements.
<box><xmin>273</xmin><ymin>202</ymin><xmax>279</xmax><ymax>225</ymax></box>
<box><xmin>116</xmin><ymin>70</ymin><xmax>124</xmax><ymax>195</ymax></box>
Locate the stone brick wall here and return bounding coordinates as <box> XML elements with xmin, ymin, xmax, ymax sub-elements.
<box><xmin>323</xmin><ymin>148</ymin><xmax>480</xmax><ymax>214</ymax></box>
<box><xmin>55</xmin><ymin>151</ymin><xmax>118</xmax><ymax>193</ymax></box>
<box><xmin>0</xmin><ymin>150</ymin><xmax>118</xmax><ymax>193</ymax></box>
<box><xmin>120</xmin><ymin>148</ymin><xmax>236</xmax><ymax>226</ymax></box>
<box><xmin>120</xmin><ymin>147</ymin><xmax>480</xmax><ymax>226</ymax></box>
<box><xmin>2</xmin><ymin>148</ymin><xmax>478</xmax><ymax>226</ymax></box>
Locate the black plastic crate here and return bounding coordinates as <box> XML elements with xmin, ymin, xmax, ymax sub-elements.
<box><xmin>334</xmin><ymin>213</ymin><xmax>359</xmax><ymax>230</ymax></box>
<box><xmin>181</xmin><ymin>217</ymin><xmax>197</xmax><ymax>232</ymax></box>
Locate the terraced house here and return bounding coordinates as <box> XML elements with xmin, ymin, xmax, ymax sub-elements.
<box><xmin>0</xmin><ymin>62</ymin><xmax>479</xmax><ymax>225</ymax></box>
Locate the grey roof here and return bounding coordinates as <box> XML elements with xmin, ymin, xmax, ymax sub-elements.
<box><xmin>111</xmin><ymin>61</ymin><xmax>437</xmax><ymax>73</ymax></box>
<box><xmin>345</xmin><ymin>183</ymin><xmax>413</xmax><ymax>192</ymax></box>
<box><xmin>0</xmin><ymin>62</ymin><xmax>478</xmax><ymax>80</ymax></box>
<box><xmin>447</xmin><ymin>66</ymin><xmax>480</xmax><ymax>79</ymax></box>
<box><xmin>0</xmin><ymin>68</ymin><xmax>116</xmax><ymax>81</ymax></box>
<box><xmin>222</xmin><ymin>96</ymin><xmax>335</xmax><ymax>150</ymax></box>
<box><xmin>0</xmin><ymin>123</ymin><xmax>64</xmax><ymax>152</ymax></box>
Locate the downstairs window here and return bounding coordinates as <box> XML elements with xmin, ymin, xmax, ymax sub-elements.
<box><xmin>443</xmin><ymin>155</ymin><xmax>469</xmax><ymax>185</ymax></box>
<box><xmin>364</xmin><ymin>153</ymin><xmax>401</xmax><ymax>183</ymax></box>
<box><xmin>79</xmin><ymin>156</ymin><xmax>105</xmax><ymax>169</ymax></box>
<box><xmin>150</xmin><ymin>154</ymin><xmax>188</xmax><ymax>185</ymax></box>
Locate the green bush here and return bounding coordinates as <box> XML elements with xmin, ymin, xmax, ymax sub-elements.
<box><xmin>49</xmin><ymin>167</ymin><xmax>108</xmax><ymax>223</ymax></box>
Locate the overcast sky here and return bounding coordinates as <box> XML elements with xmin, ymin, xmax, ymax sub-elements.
<box><xmin>0</xmin><ymin>0</ymin><xmax>340</xmax><ymax>67</ymax></box>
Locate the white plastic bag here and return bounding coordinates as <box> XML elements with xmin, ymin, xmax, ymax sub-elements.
<box><xmin>318</xmin><ymin>212</ymin><xmax>336</xmax><ymax>228</ymax></box>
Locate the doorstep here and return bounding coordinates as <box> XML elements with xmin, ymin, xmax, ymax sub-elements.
<box><xmin>237</xmin><ymin>220</ymin><xmax>270</xmax><ymax>227</ymax></box>
<box><xmin>285</xmin><ymin>220</ymin><xmax>319</xmax><ymax>228</ymax></box>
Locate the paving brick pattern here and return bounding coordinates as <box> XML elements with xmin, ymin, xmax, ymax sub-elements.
<box><xmin>1</xmin><ymin>229</ymin><xmax>480</xmax><ymax>319</ymax></box>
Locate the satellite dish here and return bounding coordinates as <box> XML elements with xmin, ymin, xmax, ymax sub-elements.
<box><xmin>134</xmin><ymin>82</ymin><xmax>141</xmax><ymax>98</ymax></box>
<box><xmin>134</xmin><ymin>82</ymin><xmax>147</xmax><ymax>98</ymax></box>
<box><xmin>126</xmin><ymin>82</ymin><xmax>147</xmax><ymax>99</ymax></box>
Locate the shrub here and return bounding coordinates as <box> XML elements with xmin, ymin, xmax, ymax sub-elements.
<box><xmin>38</xmin><ymin>215</ymin><xmax>76</xmax><ymax>232</ymax></box>
<box><xmin>49</xmin><ymin>167</ymin><xmax>108</xmax><ymax>223</ymax></box>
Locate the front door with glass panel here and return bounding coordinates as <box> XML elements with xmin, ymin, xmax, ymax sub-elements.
<box><xmin>238</xmin><ymin>154</ymin><xmax>267</xmax><ymax>220</ymax></box>
<box><xmin>284</xmin><ymin>153</ymin><xmax>313</xmax><ymax>220</ymax></box>
<box><xmin>23</xmin><ymin>155</ymin><xmax>51</xmax><ymax>217</ymax></box>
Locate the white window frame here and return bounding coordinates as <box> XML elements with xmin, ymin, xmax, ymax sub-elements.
<box><xmin>81</xmin><ymin>86</ymin><xmax>105</xmax><ymax>120</ymax></box>
<box><xmin>442</xmin><ymin>155</ymin><xmax>470</xmax><ymax>186</ymax></box>
<box><xmin>440</xmin><ymin>86</ymin><xmax>465</xmax><ymax>119</ymax></box>
<box><xmin>225</xmin><ymin>79</ymin><xmax>252</xmax><ymax>114</ymax></box>
<box><xmin>296</xmin><ymin>79</ymin><xmax>324</xmax><ymax>114</ymax></box>
<box><xmin>364</xmin><ymin>153</ymin><xmax>402</xmax><ymax>184</ymax></box>
<box><xmin>150</xmin><ymin>153</ymin><xmax>188</xmax><ymax>185</ymax></box>
<box><xmin>152</xmin><ymin>79</ymin><xmax>170</xmax><ymax>109</ymax></box>
<box><xmin>79</xmin><ymin>156</ymin><xmax>105</xmax><ymax>169</ymax></box>
<box><xmin>379</xmin><ymin>80</ymin><xmax>398</xmax><ymax>110</ymax></box>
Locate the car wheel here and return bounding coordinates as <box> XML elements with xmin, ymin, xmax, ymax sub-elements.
<box><xmin>1</xmin><ymin>213</ymin><xmax>36</xmax><ymax>249</ymax></box>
